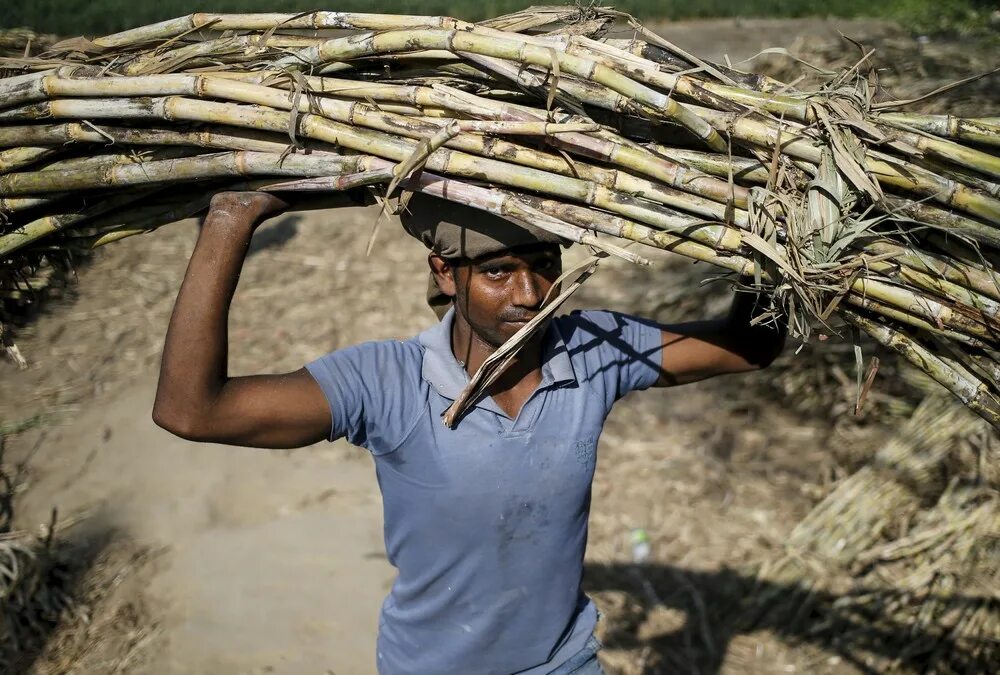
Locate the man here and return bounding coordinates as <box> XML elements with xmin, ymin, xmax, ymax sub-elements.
<box><xmin>152</xmin><ymin>190</ymin><xmax>785</xmax><ymax>675</ymax></box>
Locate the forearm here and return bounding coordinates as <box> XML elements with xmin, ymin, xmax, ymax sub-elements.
<box><xmin>153</xmin><ymin>203</ymin><xmax>257</xmax><ymax>426</ymax></box>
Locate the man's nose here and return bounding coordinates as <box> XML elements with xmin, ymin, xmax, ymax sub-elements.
<box><xmin>511</xmin><ymin>270</ymin><xmax>544</xmax><ymax>309</ymax></box>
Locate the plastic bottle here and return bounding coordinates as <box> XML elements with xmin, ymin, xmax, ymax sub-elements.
<box><xmin>630</xmin><ymin>528</ymin><xmax>650</xmax><ymax>563</ymax></box>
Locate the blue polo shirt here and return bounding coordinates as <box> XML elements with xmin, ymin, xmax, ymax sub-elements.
<box><xmin>306</xmin><ymin>309</ymin><xmax>663</xmax><ymax>675</ymax></box>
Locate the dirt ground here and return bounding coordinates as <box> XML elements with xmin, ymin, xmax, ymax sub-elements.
<box><xmin>0</xmin><ymin>16</ymin><xmax>995</xmax><ymax>675</ymax></box>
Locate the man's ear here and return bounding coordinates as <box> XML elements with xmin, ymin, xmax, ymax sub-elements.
<box><xmin>428</xmin><ymin>253</ymin><xmax>457</xmax><ymax>299</ymax></box>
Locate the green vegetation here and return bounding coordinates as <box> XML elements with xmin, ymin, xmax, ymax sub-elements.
<box><xmin>2</xmin><ymin>0</ymin><xmax>996</xmax><ymax>37</ymax></box>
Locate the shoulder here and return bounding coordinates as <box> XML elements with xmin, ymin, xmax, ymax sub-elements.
<box><xmin>305</xmin><ymin>336</ymin><xmax>428</xmax><ymax>449</ymax></box>
<box><xmin>555</xmin><ymin>309</ymin><xmax>664</xmax><ymax>395</ymax></box>
<box><xmin>555</xmin><ymin>309</ymin><xmax>659</xmax><ymax>347</ymax></box>
<box><xmin>306</xmin><ymin>336</ymin><xmax>425</xmax><ymax>396</ymax></box>
<box><xmin>317</xmin><ymin>336</ymin><xmax>422</xmax><ymax>365</ymax></box>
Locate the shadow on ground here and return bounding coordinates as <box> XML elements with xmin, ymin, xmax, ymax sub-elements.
<box><xmin>585</xmin><ymin>562</ymin><xmax>996</xmax><ymax>674</ymax></box>
<box><xmin>247</xmin><ymin>214</ymin><xmax>301</xmax><ymax>256</ymax></box>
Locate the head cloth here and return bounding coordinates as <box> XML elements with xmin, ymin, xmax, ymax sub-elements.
<box><xmin>399</xmin><ymin>193</ymin><xmax>564</xmax><ymax>319</ymax></box>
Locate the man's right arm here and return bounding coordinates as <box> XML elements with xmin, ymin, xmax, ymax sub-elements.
<box><xmin>151</xmin><ymin>192</ymin><xmax>332</xmax><ymax>449</ymax></box>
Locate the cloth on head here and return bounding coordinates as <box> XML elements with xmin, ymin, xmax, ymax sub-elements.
<box><xmin>399</xmin><ymin>193</ymin><xmax>565</xmax><ymax>319</ymax></box>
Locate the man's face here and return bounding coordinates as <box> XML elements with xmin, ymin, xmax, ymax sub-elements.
<box><xmin>432</xmin><ymin>245</ymin><xmax>563</xmax><ymax>348</ymax></box>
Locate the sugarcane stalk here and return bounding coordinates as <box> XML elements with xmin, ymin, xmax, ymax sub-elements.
<box><xmin>122</xmin><ymin>35</ymin><xmax>326</xmax><ymax>76</ymax></box>
<box><xmin>842</xmin><ymin>309</ymin><xmax>1000</xmax><ymax>429</ymax></box>
<box><xmin>914</xmin><ymin>158</ymin><xmax>1000</xmax><ymax>199</ymax></box>
<box><xmin>843</xmin><ymin>294</ymin><xmax>989</xmax><ymax>348</ymax></box>
<box><xmin>851</xmin><ymin>277</ymin><xmax>998</xmax><ymax>341</ymax></box>
<box><xmin>0</xmin><ymin>147</ymin><xmax>58</xmax><ymax>173</ymax></box>
<box><xmin>924</xmin><ymin>231</ymin><xmax>1000</xmax><ymax>275</ymax></box>
<box><xmin>0</xmin><ymin>150</ymin><xmax>360</xmax><ymax>197</ymax></box>
<box><xmin>91</xmin><ymin>12</ymin><xmax>475</xmax><ymax>50</ymax></box>
<box><xmin>474</xmin><ymin>26</ymin><xmax>799</xmax><ymax>120</ymax></box>
<box><xmin>643</xmin><ymin>146</ymin><xmax>776</xmax><ymax>184</ymax></box>
<box><xmin>860</xmin><ymin>240</ymin><xmax>1000</xmax><ymax>304</ymax></box>
<box><xmin>931</xmin><ymin>339</ymin><xmax>1000</xmax><ymax>398</ymax></box>
<box><xmin>2</xmin><ymin>7</ymin><xmax>999</xmax><ymax>419</ymax></box>
<box><xmin>32</xmin><ymin>147</ymin><xmax>203</xmax><ymax>174</ymax></box>
<box><xmin>11</xmin><ymin>72</ymin><xmax>748</xmax><ymax>211</ymax></box>
<box><xmin>873</xmin><ymin>122</ymin><xmax>1000</xmax><ymax>181</ymax></box>
<box><xmin>0</xmin><ymin>95</ymin><xmax>747</xmax><ymax>254</ymax></box>
<box><xmin>10</xmin><ymin>101</ymin><xmax>992</xmax><ymax>341</ymax></box>
<box><xmin>217</xmin><ymin>70</ymin><xmax>750</xmax><ymax>206</ymax></box>
<box><xmin>0</xmin><ymin>196</ymin><xmax>63</xmax><ymax>214</ymax></box>
<box><xmin>604</xmin><ymin>38</ymin><xmax>788</xmax><ymax>93</ymax></box>
<box><xmin>862</xmin><ymin>261</ymin><xmax>1000</xmax><ymax>328</ymax></box>
<box><xmin>272</xmin><ymin>29</ymin><xmax>729</xmax><ymax>152</ymax></box>
<box><xmin>878</xmin><ymin>112</ymin><xmax>1000</xmax><ymax>149</ymax></box>
<box><xmin>0</xmin><ymin>188</ymin><xmax>159</xmax><ymax>257</ymax></box>
<box><xmin>690</xmin><ymin>105</ymin><xmax>1000</xmax><ymax>225</ymax></box>
<box><xmin>878</xmin><ymin>195</ymin><xmax>1000</xmax><ymax>249</ymax></box>
<box><xmin>78</xmin><ymin>193</ymin><xmax>213</xmax><ymax>247</ymax></box>
<box><xmin>0</xmin><ymin>152</ymin><xmax>362</xmax><ymax>256</ymax></box>
<box><xmin>72</xmin><ymin>175</ymin><xmax>363</xmax><ymax>247</ymax></box>
<box><xmin>0</xmin><ymin>122</ymin><xmax>304</xmax><ymax>154</ymax></box>
<box><xmin>536</xmin><ymin>31</ymin><xmax>813</xmax><ymax>121</ymax></box>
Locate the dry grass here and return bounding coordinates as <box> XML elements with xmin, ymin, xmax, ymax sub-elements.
<box><xmin>0</xmin><ymin>434</ymin><xmax>155</xmax><ymax>675</ymax></box>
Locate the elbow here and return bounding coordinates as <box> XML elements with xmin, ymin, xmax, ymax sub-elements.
<box><xmin>152</xmin><ymin>404</ymin><xmax>208</xmax><ymax>442</ymax></box>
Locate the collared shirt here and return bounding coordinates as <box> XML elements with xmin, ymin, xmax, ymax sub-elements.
<box><xmin>306</xmin><ymin>309</ymin><xmax>663</xmax><ymax>675</ymax></box>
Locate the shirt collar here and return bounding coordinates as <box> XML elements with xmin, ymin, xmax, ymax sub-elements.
<box><xmin>418</xmin><ymin>308</ymin><xmax>576</xmax><ymax>411</ymax></box>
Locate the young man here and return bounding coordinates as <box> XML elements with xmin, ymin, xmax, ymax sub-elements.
<box><xmin>153</xmin><ymin>190</ymin><xmax>785</xmax><ymax>675</ymax></box>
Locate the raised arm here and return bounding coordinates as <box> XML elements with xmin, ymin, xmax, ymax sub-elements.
<box><xmin>653</xmin><ymin>289</ymin><xmax>787</xmax><ymax>387</ymax></box>
<box><xmin>152</xmin><ymin>191</ymin><xmax>332</xmax><ymax>449</ymax></box>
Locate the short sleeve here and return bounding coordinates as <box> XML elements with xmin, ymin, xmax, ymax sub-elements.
<box><xmin>304</xmin><ymin>339</ymin><xmax>422</xmax><ymax>452</ymax></box>
<box><xmin>563</xmin><ymin>310</ymin><xmax>663</xmax><ymax>399</ymax></box>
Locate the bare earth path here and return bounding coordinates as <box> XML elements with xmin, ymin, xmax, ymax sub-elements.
<box><xmin>18</xmin><ymin>380</ymin><xmax>396</xmax><ymax>674</ymax></box>
<box><xmin>1</xmin><ymin>17</ymin><xmax>962</xmax><ymax>675</ymax></box>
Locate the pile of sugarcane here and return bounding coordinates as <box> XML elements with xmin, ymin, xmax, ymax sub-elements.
<box><xmin>0</xmin><ymin>6</ymin><xmax>998</xmax><ymax>427</ymax></box>
<box><xmin>749</xmin><ymin>394</ymin><xmax>999</xmax><ymax>672</ymax></box>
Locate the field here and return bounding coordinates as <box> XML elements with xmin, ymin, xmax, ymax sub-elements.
<box><xmin>0</xmin><ymin>8</ymin><xmax>998</xmax><ymax>675</ymax></box>
<box><xmin>2</xmin><ymin>0</ymin><xmax>997</xmax><ymax>38</ymax></box>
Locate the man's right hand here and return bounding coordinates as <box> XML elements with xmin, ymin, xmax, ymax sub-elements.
<box><xmin>204</xmin><ymin>192</ymin><xmax>291</xmax><ymax>236</ymax></box>
<box><xmin>205</xmin><ymin>188</ymin><xmax>374</xmax><ymax>234</ymax></box>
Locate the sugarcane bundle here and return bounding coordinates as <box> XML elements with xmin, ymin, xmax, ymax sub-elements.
<box><xmin>747</xmin><ymin>395</ymin><xmax>999</xmax><ymax>671</ymax></box>
<box><xmin>0</xmin><ymin>6</ymin><xmax>998</xmax><ymax>427</ymax></box>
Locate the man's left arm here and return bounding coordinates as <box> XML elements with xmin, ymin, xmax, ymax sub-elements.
<box><xmin>652</xmin><ymin>290</ymin><xmax>787</xmax><ymax>387</ymax></box>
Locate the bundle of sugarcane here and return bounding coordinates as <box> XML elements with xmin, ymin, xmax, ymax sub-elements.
<box><xmin>1</xmin><ymin>6</ymin><xmax>998</xmax><ymax>426</ymax></box>
<box><xmin>747</xmin><ymin>395</ymin><xmax>999</xmax><ymax>672</ymax></box>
